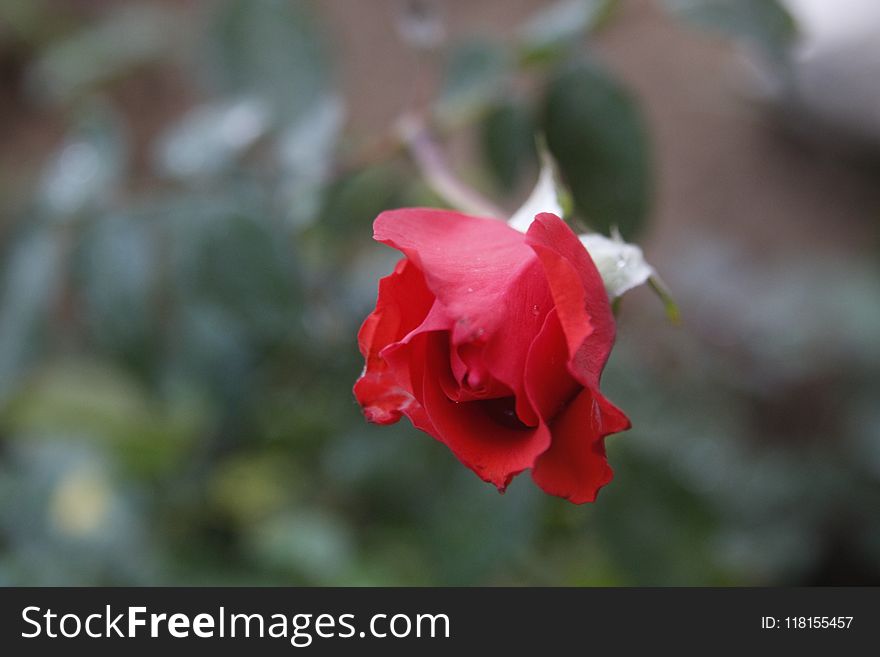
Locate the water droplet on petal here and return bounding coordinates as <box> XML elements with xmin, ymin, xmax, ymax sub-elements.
<box><xmin>531</xmin><ymin>304</ymin><xmax>540</xmax><ymax>316</ymax></box>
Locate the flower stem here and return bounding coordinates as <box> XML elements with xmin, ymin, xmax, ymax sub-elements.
<box><xmin>396</xmin><ymin>114</ymin><xmax>503</xmax><ymax>218</ymax></box>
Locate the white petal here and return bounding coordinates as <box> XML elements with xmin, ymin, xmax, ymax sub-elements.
<box><xmin>579</xmin><ymin>231</ymin><xmax>655</xmax><ymax>298</ymax></box>
<box><xmin>508</xmin><ymin>156</ymin><xmax>564</xmax><ymax>232</ymax></box>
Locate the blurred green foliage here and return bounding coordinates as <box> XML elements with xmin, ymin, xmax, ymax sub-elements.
<box><xmin>663</xmin><ymin>0</ymin><xmax>797</xmax><ymax>63</ymax></box>
<box><xmin>543</xmin><ymin>59</ymin><xmax>651</xmax><ymax>237</ymax></box>
<box><xmin>0</xmin><ymin>0</ymin><xmax>878</xmax><ymax>586</ymax></box>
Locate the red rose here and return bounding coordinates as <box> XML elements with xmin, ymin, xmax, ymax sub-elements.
<box><xmin>353</xmin><ymin>209</ymin><xmax>630</xmax><ymax>503</ymax></box>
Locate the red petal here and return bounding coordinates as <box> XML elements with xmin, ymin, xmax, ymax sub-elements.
<box><xmin>365</xmin><ymin>210</ymin><xmax>630</xmax><ymax>502</ymax></box>
<box><xmin>525</xmin><ymin>213</ymin><xmax>615</xmax><ymax>387</ymax></box>
<box><xmin>373</xmin><ymin>209</ymin><xmax>536</xmax><ymax>346</ymax></box>
<box><xmin>374</xmin><ymin>209</ymin><xmax>552</xmax><ymax>423</ymax></box>
<box><xmin>524</xmin><ymin>214</ymin><xmax>630</xmax><ymax>502</ymax></box>
<box><xmin>381</xmin><ymin>331</ymin><xmax>436</xmax><ymax>435</ymax></box>
<box><xmin>531</xmin><ymin>387</ymin><xmax>630</xmax><ymax>504</ymax></box>
<box><xmin>523</xmin><ymin>308</ymin><xmax>580</xmax><ymax>423</ymax></box>
<box><xmin>420</xmin><ymin>331</ymin><xmax>551</xmax><ymax>491</ymax></box>
<box><xmin>353</xmin><ymin>258</ymin><xmax>434</xmax><ymax>424</ymax></box>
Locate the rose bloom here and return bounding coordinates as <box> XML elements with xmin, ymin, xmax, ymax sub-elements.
<box><xmin>353</xmin><ymin>209</ymin><xmax>630</xmax><ymax>503</ymax></box>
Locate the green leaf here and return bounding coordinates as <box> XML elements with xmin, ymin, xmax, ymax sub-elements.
<box><xmin>276</xmin><ymin>95</ymin><xmax>344</xmax><ymax>178</ymax></box>
<box><xmin>315</xmin><ymin>165</ymin><xmax>403</xmax><ymax>245</ymax></box>
<box><xmin>154</xmin><ymin>96</ymin><xmax>272</xmax><ymax>180</ymax></box>
<box><xmin>74</xmin><ymin>212</ymin><xmax>160</xmax><ymax>368</ymax></box>
<box><xmin>246</xmin><ymin>509</ymin><xmax>354</xmax><ymax>583</ymax></box>
<box><xmin>0</xmin><ymin>228</ymin><xmax>64</xmax><ymax>403</ymax></box>
<box><xmin>518</xmin><ymin>0</ymin><xmax>618</xmax><ymax>64</ymax></box>
<box><xmin>480</xmin><ymin>98</ymin><xmax>538</xmax><ymax>192</ymax></box>
<box><xmin>208</xmin><ymin>454</ymin><xmax>294</xmax><ymax>523</ymax></box>
<box><xmin>542</xmin><ymin>60</ymin><xmax>651</xmax><ymax>237</ymax></box>
<box><xmin>28</xmin><ymin>4</ymin><xmax>174</xmax><ymax>105</ymax></box>
<box><xmin>2</xmin><ymin>360</ymin><xmax>204</xmax><ymax>476</ymax></box>
<box><xmin>38</xmin><ymin>106</ymin><xmax>127</xmax><ymax>220</ymax></box>
<box><xmin>167</xmin><ymin>196</ymin><xmax>302</xmax><ymax>340</ymax></box>
<box><xmin>594</xmin><ymin>445</ymin><xmax>723</xmax><ymax>585</ymax></box>
<box><xmin>662</xmin><ymin>0</ymin><xmax>797</xmax><ymax>62</ymax></box>
<box><xmin>276</xmin><ymin>94</ymin><xmax>345</xmax><ymax>229</ymax></box>
<box><xmin>425</xmin><ymin>469</ymin><xmax>540</xmax><ymax>585</ymax></box>
<box><xmin>0</xmin><ymin>440</ymin><xmax>157</xmax><ymax>584</ymax></box>
<box><xmin>437</xmin><ymin>39</ymin><xmax>510</xmax><ymax>124</ymax></box>
<box><xmin>203</xmin><ymin>0</ymin><xmax>329</xmax><ymax>118</ymax></box>
<box><xmin>156</xmin><ymin>194</ymin><xmax>303</xmax><ymax>400</ymax></box>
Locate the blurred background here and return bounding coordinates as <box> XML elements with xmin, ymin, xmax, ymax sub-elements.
<box><xmin>1</xmin><ymin>0</ymin><xmax>879</xmax><ymax>586</ymax></box>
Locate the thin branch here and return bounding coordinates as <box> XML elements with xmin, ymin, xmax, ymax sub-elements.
<box><xmin>396</xmin><ymin>114</ymin><xmax>503</xmax><ymax>218</ymax></box>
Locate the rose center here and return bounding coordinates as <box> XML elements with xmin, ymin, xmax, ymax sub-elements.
<box><xmin>478</xmin><ymin>396</ymin><xmax>530</xmax><ymax>431</ymax></box>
